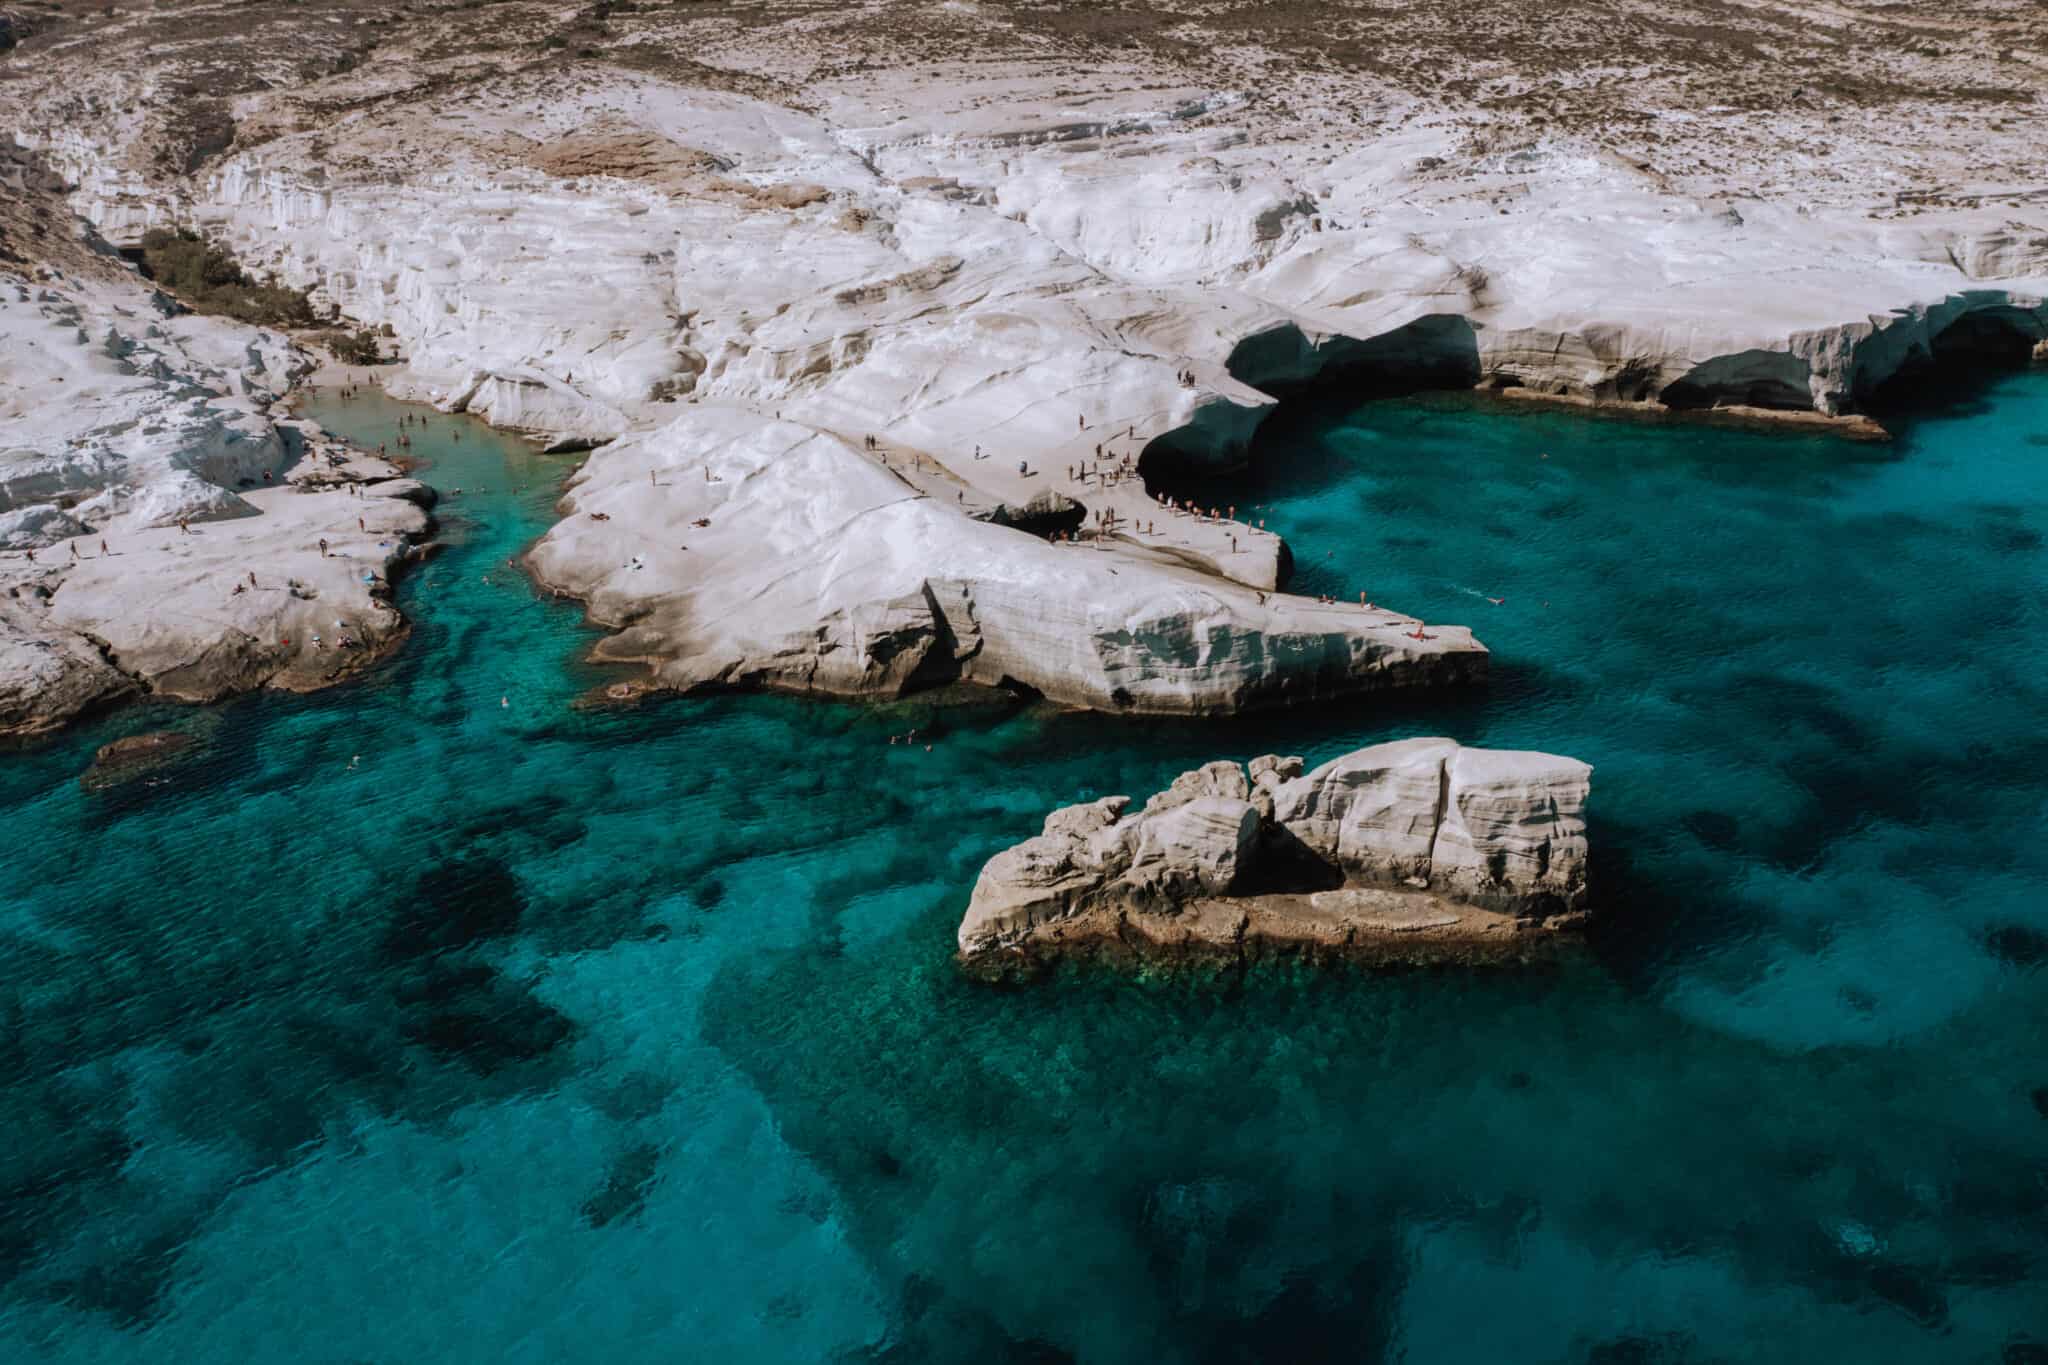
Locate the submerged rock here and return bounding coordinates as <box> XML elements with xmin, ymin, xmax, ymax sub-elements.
<box><xmin>78</xmin><ymin>728</ymin><xmax>197</xmax><ymax>790</ymax></box>
<box><xmin>957</xmin><ymin>738</ymin><xmax>1591</xmax><ymax>972</ymax></box>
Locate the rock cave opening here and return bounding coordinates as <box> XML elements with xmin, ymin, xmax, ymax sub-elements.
<box><xmin>1858</xmin><ymin>305</ymin><xmax>2047</xmax><ymax>416</ymax></box>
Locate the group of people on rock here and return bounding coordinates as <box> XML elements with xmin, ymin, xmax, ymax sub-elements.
<box><xmin>1067</xmin><ymin>452</ymin><xmax>1140</xmax><ymax>488</ymax></box>
<box><xmin>1152</xmin><ymin>493</ymin><xmax>1262</xmax><ymax>531</ymax></box>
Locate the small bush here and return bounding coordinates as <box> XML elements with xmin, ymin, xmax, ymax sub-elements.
<box><xmin>138</xmin><ymin>228</ymin><xmax>317</xmax><ymax>328</ymax></box>
<box><xmin>321</xmin><ymin>329</ymin><xmax>384</xmax><ymax>365</ymax></box>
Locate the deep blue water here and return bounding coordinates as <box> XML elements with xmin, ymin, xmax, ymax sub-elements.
<box><xmin>2</xmin><ymin>377</ymin><xmax>2045</xmax><ymax>1362</ymax></box>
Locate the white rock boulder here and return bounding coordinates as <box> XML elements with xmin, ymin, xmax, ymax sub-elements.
<box><xmin>959</xmin><ymin>738</ymin><xmax>1592</xmax><ymax>960</ymax></box>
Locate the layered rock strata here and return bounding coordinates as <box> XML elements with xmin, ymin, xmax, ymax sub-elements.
<box><xmin>957</xmin><ymin>739</ymin><xmax>1592</xmax><ymax>971</ymax></box>
<box><xmin>525</xmin><ymin>409</ymin><xmax>1483</xmax><ymax>712</ymax></box>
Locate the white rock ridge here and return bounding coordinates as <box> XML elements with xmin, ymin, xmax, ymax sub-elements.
<box><xmin>957</xmin><ymin>738</ymin><xmax>1592</xmax><ymax>963</ymax></box>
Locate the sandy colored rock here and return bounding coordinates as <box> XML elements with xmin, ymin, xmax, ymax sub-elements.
<box><xmin>959</xmin><ymin>738</ymin><xmax>1593</xmax><ymax>967</ymax></box>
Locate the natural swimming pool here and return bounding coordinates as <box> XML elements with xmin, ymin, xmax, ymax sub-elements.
<box><xmin>2</xmin><ymin>376</ymin><xmax>2043</xmax><ymax>1361</ymax></box>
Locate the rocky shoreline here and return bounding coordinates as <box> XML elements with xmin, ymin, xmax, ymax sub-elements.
<box><xmin>957</xmin><ymin>739</ymin><xmax>1591</xmax><ymax>974</ymax></box>
<box><xmin>6</xmin><ymin>7</ymin><xmax>2047</xmax><ymax>726</ymax></box>
<box><xmin>0</xmin><ymin>169</ymin><xmax>440</xmax><ymax>740</ymax></box>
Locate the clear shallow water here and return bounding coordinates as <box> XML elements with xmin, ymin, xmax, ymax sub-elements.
<box><xmin>1</xmin><ymin>381</ymin><xmax>2044</xmax><ymax>1362</ymax></box>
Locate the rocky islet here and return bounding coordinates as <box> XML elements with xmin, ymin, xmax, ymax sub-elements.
<box><xmin>958</xmin><ymin>738</ymin><xmax>1592</xmax><ymax>969</ymax></box>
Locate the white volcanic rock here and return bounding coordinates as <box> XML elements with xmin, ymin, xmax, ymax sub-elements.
<box><xmin>1265</xmin><ymin>737</ymin><xmax>1592</xmax><ymax>914</ymax></box>
<box><xmin>959</xmin><ymin>738</ymin><xmax>1592</xmax><ymax>959</ymax></box>
<box><xmin>1272</xmin><ymin>739</ymin><xmax>1592</xmax><ymax>913</ymax></box>
<box><xmin>1125</xmin><ymin>796</ymin><xmax>1262</xmax><ymax>908</ymax></box>
<box><xmin>41</xmin><ymin>479</ymin><xmax>429</xmax><ymax>703</ymax></box>
<box><xmin>526</xmin><ymin>405</ymin><xmax>1480</xmax><ymax>712</ymax></box>
<box><xmin>1428</xmin><ymin>746</ymin><xmax>1594</xmax><ymax>915</ymax></box>
<box><xmin>1270</xmin><ymin>737</ymin><xmax>1461</xmax><ymax>884</ymax></box>
<box><xmin>960</xmin><ymin>788</ymin><xmax>1260</xmax><ymax>950</ymax></box>
<box><xmin>0</xmin><ymin>593</ymin><xmax>135</xmax><ymax>737</ymax></box>
<box><xmin>0</xmin><ymin>269</ymin><xmax>299</xmax><ymax>540</ymax></box>
<box><xmin>9</xmin><ymin>13</ymin><xmax>2046</xmax><ymax>721</ymax></box>
<box><xmin>0</xmin><ymin>255</ymin><xmax>434</xmax><ymax>736</ymax></box>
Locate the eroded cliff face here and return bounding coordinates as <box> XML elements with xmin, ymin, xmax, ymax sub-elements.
<box><xmin>957</xmin><ymin>739</ymin><xmax>1592</xmax><ymax>967</ymax></box>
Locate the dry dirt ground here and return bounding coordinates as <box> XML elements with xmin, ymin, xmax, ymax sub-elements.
<box><xmin>2</xmin><ymin>0</ymin><xmax>2042</xmax><ymax>219</ymax></box>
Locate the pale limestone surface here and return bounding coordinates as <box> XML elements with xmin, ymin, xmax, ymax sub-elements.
<box><xmin>958</xmin><ymin>738</ymin><xmax>1592</xmax><ymax>958</ymax></box>
<box><xmin>1272</xmin><ymin>740</ymin><xmax>1594</xmax><ymax>915</ymax></box>
<box><xmin>0</xmin><ymin>260</ymin><xmax>434</xmax><ymax>737</ymax></box>
<box><xmin>524</xmin><ymin>405</ymin><xmax>1481</xmax><ymax>711</ymax></box>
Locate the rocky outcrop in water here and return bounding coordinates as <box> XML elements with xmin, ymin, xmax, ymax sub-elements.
<box><xmin>957</xmin><ymin>739</ymin><xmax>1591</xmax><ymax>971</ymax></box>
<box><xmin>526</xmin><ymin>409</ymin><xmax>1484</xmax><ymax>714</ymax></box>
<box><xmin>77</xmin><ymin>728</ymin><xmax>197</xmax><ymax>790</ymax></box>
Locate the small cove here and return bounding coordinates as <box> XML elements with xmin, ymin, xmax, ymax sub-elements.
<box><xmin>0</xmin><ymin>377</ymin><xmax>2044</xmax><ymax>1360</ymax></box>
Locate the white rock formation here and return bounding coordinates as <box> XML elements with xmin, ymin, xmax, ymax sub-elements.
<box><xmin>1270</xmin><ymin>741</ymin><xmax>1593</xmax><ymax>916</ymax></box>
<box><xmin>6</xmin><ymin>3</ymin><xmax>2045</xmax><ymax>720</ymax></box>
<box><xmin>957</xmin><ymin>738</ymin><xmax>1592</xmax><ymax>961</ymax></box>
<box><xmin>525</xmin><ymin>406</ymin><xmax>1480</xmax><ymax>711</ymax></box>
<box><xmin>0</xmin><ymin>212</ymin><xmax>435</xmax><ymax>736</ymax></box>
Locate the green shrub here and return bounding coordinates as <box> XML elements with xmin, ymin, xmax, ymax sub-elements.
<box><xmin>321</xmin><ymin>329</ymin><xmax>384</xmax><ymax>365</ymax></box>
<box><xmin>137</xmin><ymin>228</ymin><xmax>318</xmax><ymax>328</ymax></box>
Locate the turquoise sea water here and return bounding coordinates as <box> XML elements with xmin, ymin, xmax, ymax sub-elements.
<box><xmin>2</xmin><ymin>377</ymin><xmax>2046</xmax><ymax>1362</ymax></box>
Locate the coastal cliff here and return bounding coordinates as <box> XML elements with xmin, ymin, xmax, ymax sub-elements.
<box><xmin>4</xmin><ymin>2</ymin><xmax>2045</xmax><ymax>724</ymax></box>
<box><xmin>957</xmin><ymin>738</ymin><xmax>1591</xmax><ymax>972</ymax></box>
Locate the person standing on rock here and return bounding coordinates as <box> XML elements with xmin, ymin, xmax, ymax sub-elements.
<box><xmin>318</xmin><ymin>538</ymin><xmax>329</xmax><ymax>557</ymax></box>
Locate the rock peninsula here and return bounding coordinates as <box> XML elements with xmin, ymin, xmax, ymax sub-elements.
<box><xmin>4</xmin><ymin>0</ymin><xmax>2047</xmax><ymax>722</ymax></box>
<box><xmin>957</xmin><ymin>738</ymin><xmax>1593</xmax><ymax>971</ymax></box>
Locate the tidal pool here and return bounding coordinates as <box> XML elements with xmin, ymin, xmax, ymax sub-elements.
<box><xmin>1</xmin><ymin>377</ymin><xmax>2043</xmax><ymax>1362</ymax></box>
